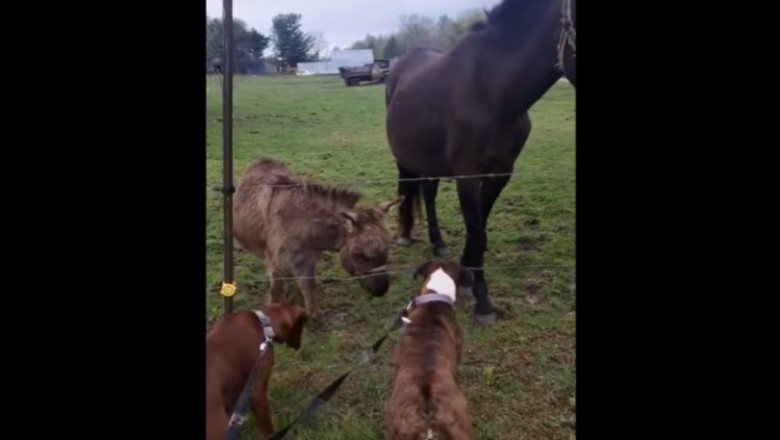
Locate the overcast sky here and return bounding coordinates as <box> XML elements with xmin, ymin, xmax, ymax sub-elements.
<box><xmin>206</xmin><ymin>0</ymin><xmax>500</xmax><ymax>53</ymax></box>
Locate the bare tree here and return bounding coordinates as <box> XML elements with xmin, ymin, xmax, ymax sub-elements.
<box><xmin>397</xmin><ymin>14</ymin><xmax>438</xmax><ymax>53</ymax></box>
<box><xmin>309</xmin><ymin>30</ymin><xmax>329</xmax><ymax>60</ymax></box>
<box><xmin>453</xmin><ymin>8</ymin><xmax>488</xmax><ymax>37</ymax></box>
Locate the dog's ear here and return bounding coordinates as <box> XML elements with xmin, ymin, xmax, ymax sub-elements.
<box><xmin>457</xmin><ymin>265</ymin><xmax>474</xmax><ymax>288</ymax></box>
<box><xmin>413</xmin><ymin>261</ymin><xmax>436</xmax><ymax>280</ymax></box>
<box><xmin>284</xmin><ymin>306</ymin><xmax>308</xmax><ymax>350</ymax></box>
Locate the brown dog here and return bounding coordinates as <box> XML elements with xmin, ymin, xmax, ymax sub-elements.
<box><xmin>385</xmin><ymin>260</ymin><xmax>476</xmax><ymax>440</ymax></box>
<box><xmin>206</xmin><ymin>303</ymin><xmax>308</xmax><ymax>440</ymax></box>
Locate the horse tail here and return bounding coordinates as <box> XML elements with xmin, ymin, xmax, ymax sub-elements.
<box><xmin>385</xmin><ymin>81</ymin><xmax>392</xmax><ymax>107</ymax></box>
<box><xmin>385</xmin><ymin>68</ymin><xmax>399</xmax><ymax>108</ymax></box>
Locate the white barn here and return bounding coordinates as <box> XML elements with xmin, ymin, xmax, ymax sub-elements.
<box><xmin>297</xmin><ymin>49</ymin><xmax>375</xmax><ymax>76</ymax></box>
<box><xmin>330</xmin><ymin>49</ymin><xmax>374</xmax><ymax>68</ymax></box>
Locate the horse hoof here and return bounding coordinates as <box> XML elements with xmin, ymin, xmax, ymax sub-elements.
<box><xmin>475</xmin><ymin>312</ymin><xmax>497</xmax><ymax>326</ymax></box>
<box><xmin>458</xmin><ymin>286</ymin><xmax>473</xmax><ymax>299</ymax></box>
<box><xmin>396</xmin><ymin>237</ymin><xmax>412</xmax><ymax>246</ymax></box>
<box><xmin>433</xmin><ymin>245</ymin><xmax>452</xmax><ymax>257</ymax></box>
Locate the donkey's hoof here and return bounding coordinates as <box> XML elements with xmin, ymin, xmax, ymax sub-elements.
<box><xmin>474</xmin><ymin>312</ymin><xmax>497</xmax><ymax>326</ymax></box>
<box><xmin>396</xmin><ymin>237</ymin><xmax>413</xmax><ymax>246</ymax></box>
<box><xmin>433</xmin><ymin>245</ymin><xmax>452</xmax><ymax>257</ymax></box>
<box><xmin>307</xmin><ymin>311</ymin><xmax>326</xmax><ymax>331</ymax></box>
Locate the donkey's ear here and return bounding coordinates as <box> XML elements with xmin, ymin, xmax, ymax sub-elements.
<box><xmin>340</xmin><ymin>211</ymin><xmax>359</xmax><ymax>223</ymax></box>
<box><xmin>339</xmin><ymin>211</ymin><xmax>359</xmax><ymax>232</ymax></box>
<box><xmin>412</xmin><ymin>260</ymin><xmax>436</xmax><ymax>280</ymax></box>
<box><xmin>377</xmin><ymin>195</ymin><xmax>404</xmax><ymax>215</ymax></box>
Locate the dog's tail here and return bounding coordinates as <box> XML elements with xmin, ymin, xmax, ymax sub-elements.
<box><xmin>420</xmin><ymin>383</ymin><xmax>437</xmax><ymax>439</ymax></box>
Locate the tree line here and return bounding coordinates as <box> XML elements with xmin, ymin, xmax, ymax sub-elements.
<box><xmin>205</xmin><ymin>7</ymin><xmax>487</xmax><ymax>72</ymax></box>
<box><xmin>206</xmin><ymin>13</ymin><xmax>323</xmax><ymax>72</ymax></box>
<box><xmin>349</xmin><ymin>9</ymin><xmax>486</xmax><ymax>60</ymax></box>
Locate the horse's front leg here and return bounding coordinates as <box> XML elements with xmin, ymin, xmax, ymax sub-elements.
<box><xmin>480</xmin><ymin>174</ymin><xmax>512</xmax><ymax>239</ymax></box>
<box><xmin>456</xmin><ymin>178</ymin><xmax>496</xmax><ymax>326</ymax></box>
<box><xmin>480</xmin><ymin>115</ymin><xmax>528</xmax><ymax>225</ymax></box>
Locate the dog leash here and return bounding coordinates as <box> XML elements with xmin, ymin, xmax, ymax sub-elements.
<box><xmin>266</xmin><ymin>300</ymin><xmax>414</xmax><ymax>440</ymax></box>
<box><xmin>223</xmin><ymin>313</ymin><xmax>276</xmax><ymax>440</ymax></box>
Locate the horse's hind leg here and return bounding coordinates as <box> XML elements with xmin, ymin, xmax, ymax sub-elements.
<box><xmin>421</xmin><ymin>178</ymin><xmax>451</xmax><ymax>257</ymax></box>
<box><xmin>396</xmin><ymin>164</ymin><xmax>419</xmax><ymax>246</ymax></box>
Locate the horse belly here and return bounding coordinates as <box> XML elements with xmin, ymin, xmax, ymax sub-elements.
<box><xmin>387</xmin><ymin>97</ymin><xmax>449</xmax><ymax>176</ymax></box>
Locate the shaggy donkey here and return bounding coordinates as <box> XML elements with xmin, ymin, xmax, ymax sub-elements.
<box><xmin>233</xmin><ymin>157</ymin><xmax>403</xmax><ymax>321</ymax></box>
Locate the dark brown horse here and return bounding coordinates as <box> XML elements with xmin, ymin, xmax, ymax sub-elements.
<box><xmin>385</xmin><ymin>0</ymin><xmax>576</xmax><ymax>325</ymax></box>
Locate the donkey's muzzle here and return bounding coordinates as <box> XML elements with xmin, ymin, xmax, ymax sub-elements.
<box><xmin>359</xmin><ymin>269</ymin><xmax>389</xmax><ymax>297</ymax></box>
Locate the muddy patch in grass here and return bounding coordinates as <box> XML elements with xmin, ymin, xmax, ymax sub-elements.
<box><xmin>523</xmin><ymin>217</ymin><xmax>541</xmax><ymax>228</ymax></box>
<box><xmin>513</xmin><ymin>232</ymin><xmax>550</xmax><ymax>251</ymax></box>
<box><xmin>523</xmin><ymin>272</ymin><xmax>554</xmax><ymax>306</ymax></box>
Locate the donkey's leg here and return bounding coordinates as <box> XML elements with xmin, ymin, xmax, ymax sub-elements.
<box><xmin>265</xmin><ymin>258</ymin><xmax>286</xmax><ymax>304</ymax></box>
<box><xmin>455</xmin><ymin>178</ymin><xmax>495</xmax><ymax>326</ymax></box>
<box><xmin>267</xmin><ymin>280</ymin><xmax>284</xmax><ymax>304</ymax></box>
<box><xmin>396</xmin><ymin>163</ymin><xmax>420</xmax><ymax>246</ymax></box>
<box><xmin>292</xmin><ymin>258</ymin><xmax>323</xmax><ymax>323</ymax></box>
<box><xmin>421</xmin><ymin>178</ymin><xmax>451</xmax><ymax>257</ymax></box>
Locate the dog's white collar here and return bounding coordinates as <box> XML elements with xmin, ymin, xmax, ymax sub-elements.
<box><xmin>400</xmin><ymin>293</ymin><xmax>455</xmax><ymax>326</ymax></box>
<box><xmin>423</xmin><ymin>268</ymin><xmax>457</xmax><ymax>303</ymax></box>
<box><xmin>253</xmin><ymin>310</ymin><xmax>276</xmax><ymax>340</ymax></box>
<box><xmin>399</xmin><ymin>268</ymin><xmax>458</xmax><ymax>325</ymax></box>
<box><xmin>413</xmin><ymin>293</ymin><xmax>454</xmax><ymax>307</ymax></box>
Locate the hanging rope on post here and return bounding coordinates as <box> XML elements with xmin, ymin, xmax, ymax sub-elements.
<box><xmin>221</xmin><ymin>0</ymin><xmax>236</xmax><ymax>315</ymax></box>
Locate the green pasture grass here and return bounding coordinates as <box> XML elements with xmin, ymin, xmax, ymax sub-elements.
<box><xmin>206</xmin><ymin>75</ymin><xmax>575</xmax><ymax>440</ymax></box>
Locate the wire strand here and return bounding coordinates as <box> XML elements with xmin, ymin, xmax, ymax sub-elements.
<box><xmin>209</xmin><ymin>262</ymin><xmax>574</xmax><ymax>284</ymax></box>
<box><xmin>208</xmin><ymin>172</ymin><xmax>519</xmax><ymax>192</ymax></box>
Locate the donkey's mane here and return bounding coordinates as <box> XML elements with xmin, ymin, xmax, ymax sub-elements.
<box><xmin>270</xmin><ymin>174</ymin><xmax>361</xmax><ymax>208</ymax></box>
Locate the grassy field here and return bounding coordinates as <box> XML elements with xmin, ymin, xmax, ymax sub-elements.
<box><xmin>206</xmin><ymin>75</ymin><xmax>575</xmax><ymax>440</ymax></box>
